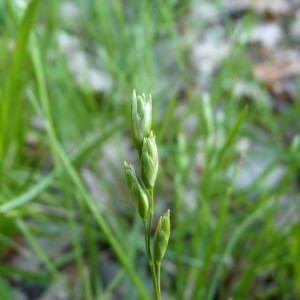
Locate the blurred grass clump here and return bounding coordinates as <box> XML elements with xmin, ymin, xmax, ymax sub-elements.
<box><xmin>0</xmin><ymin>0</ymin><xmax>300</xmax><ymax>299</ymax></box>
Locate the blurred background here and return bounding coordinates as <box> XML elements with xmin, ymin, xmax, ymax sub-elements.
<box><xmin>0</xmin><ymin>0</ymin><xmax>300</xmax><ymax>299</ymax></box>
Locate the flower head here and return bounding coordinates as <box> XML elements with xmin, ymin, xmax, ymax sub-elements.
<box><xmin>153</xmin><ymin>210</ymin><xmax>171</xmax><ymax>263</ymax></box>
<box><xmin>124</xmin><ymin>162</ymin><xmax>149</xmax><ymax>220</ymax></box>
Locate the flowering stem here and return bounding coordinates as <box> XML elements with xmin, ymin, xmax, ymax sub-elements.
<box><xmin>148</xmin><ymin>189</ymin><xmax>154</xmax><ymax>245</ymax></box>
<box><xmin>148</xmin><ymin>188</ymin><xmax>161</xmax><ymax>299</ymax></box>
<box><xmin>143</xmin><ymin>220</ymin><xmax>160</xmax><ymax>300</ymax></box>
<box><xmin>125</xmin><ymin>90</ymin><xmax>167</xmax><ymax>300</ymax></box>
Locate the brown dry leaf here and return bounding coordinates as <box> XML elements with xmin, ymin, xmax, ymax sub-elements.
<box><xmin>253</xmin><ymin>59</ymin><xmax>300</xmax><ymax>84</ymax></box>
<box><xmin>251</xmin><ymin>0</ymin><xmax>290</xmax><ymax>16</ymax></box>
<box><xmin>270</xmin><ymin>80</ymin><xmax>296</xmax><ymax>102</ymax></box>
<box><xmin>0</xmin><ymin>235</ymin><xmax>25</xmax><ymax>263</ymax></box>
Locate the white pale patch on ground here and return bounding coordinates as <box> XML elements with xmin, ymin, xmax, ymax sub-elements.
<box><xmin>15</xmin><ymin>290</ymin><xmax>27</xmax><ymax>300</ymax></box>
<box><xmin>232</xmin><ymin>79</ymin><xmax>271</xmax><ymax>108</ymax></box>
<box><xmin>11</xmin><ymin>250</ymin><xmax>37</xmax><ymax>272</ymax></box>
<box><xmin>190</xmin><ymin>41</ymin><xmax>231</xmax><ymax>82</ymax></box>
<box><xmin>276</xmin><ymin>195</ymin><xmax>300</xmax><ymax>228</ymax></box>
<box><xmin>238</xmin><ymin>22</ymin><xmax>283</xmax><ymax>48</ymax></box>
<box><xmin>11</xmin><ymin>223</ymin><xmax>72</xmax><ymax>272</ymax></box>
<box><xmin>176</xmin><ymin>103</ymin><xmax>198</xmax><ymax>134</ymax></box>
<box><xmin>56</xmin><ymin>31</ymin><xmax>112</xmax><ymax>93</ymax></box>
<box><xmin>59</xmin><ymin>1</ymin><xmax>81</xmax><ymax>23</ymax></box>
<box><xmin>273</xmin><ymin>48</ymin><xmax>300</xmax><ymax>62</ymax></box>
<box><xmin>231</xmin><ymin>143</ymin><xmax>285</xmax><ymax>189</ymax></box>
<box><xmin>224</xmin><ymin>0</ymin><xmax>290</xmax><ymax>16</ymax></box>
<box><xmin>191</xmin><ymin>2</ymin><xmax>223</xmax><ymax>24</ymax></box>
<box><xmin>37</xmin><ymin>280</ymin><xmax>70</xmax><ymax>300</ymax></box>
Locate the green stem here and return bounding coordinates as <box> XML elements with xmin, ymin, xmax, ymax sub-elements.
<box><xmin>155</xmin><ymin>261</ymin><xmax>161</xmax><ymax>296</ymax></box>
<box><xmin>149</xmin><ymin>189</ymin><xmax>154</xmax><ymax>216</ymax></box>
<box><xmin>143</xmin><ymin>188</ymin><xmax>161</xmax><ymax>300</ymax></box>
<box><xmin>148</xmin><ymin>190</ymin><xmax>154</xmax><ymax>263</ymax></box>
<box><xmin>143</xmin><ymin>220</ymin><xmax>159</xmax><ymax>300</ymax></box>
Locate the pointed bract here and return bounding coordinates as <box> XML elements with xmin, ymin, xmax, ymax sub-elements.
<box><xmin>124</xmin><ymin>161</ymin><xmax>135</xmax><ymax>190</ymax></box>
<box><xmin>131</xmin><ymin>90</ymin><xmax>152</xmax><ymax>150</ymax></box>
<box><xmin>153</xmin><ymin>210</ymin><xmax>171</xmax><ymax>263</ymax></box>
<box><xmin>141</xmin><ymin>131</ymin><xmax>158</xmax><ymax>189</ymax></box>
<box><xmin>124</xmin><ymin>161</ymin><xmax>149</xmax><ymax>220</ymax></box>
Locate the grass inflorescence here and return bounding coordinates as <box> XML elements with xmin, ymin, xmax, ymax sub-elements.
<box><xmin>124</xmin><ymin>91</ymin><xmax>170</xmax><ymax>299</ymax></box>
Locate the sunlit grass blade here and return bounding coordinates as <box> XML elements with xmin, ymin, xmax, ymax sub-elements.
<box><xmin>0</xmin><ymin>0</ymin><xmax>40</xmax><ymax>168</ymax></box>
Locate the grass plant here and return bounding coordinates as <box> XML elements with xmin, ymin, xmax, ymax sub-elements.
<box><xmin>0</xmin><ymin>1</ymin><xmax>300</xmax><ymax>299</ymax></box>
<box><xmin>124</xmin><ymin>91</ymin><xmax>170</xmax><ymax>299</ymax></box>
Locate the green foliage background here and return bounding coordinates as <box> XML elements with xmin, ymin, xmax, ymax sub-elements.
<box><xmin>0</xmin><ymin>0</ymin><xmax>300</xmax><ymax>299</ymax></box>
